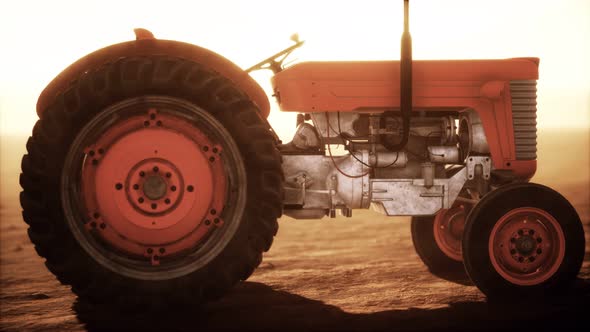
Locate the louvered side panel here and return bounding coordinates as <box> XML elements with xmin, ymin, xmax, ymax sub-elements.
<box><xmin>510</xmin><ymin>80</ymin><xmax>537</xmax><ymax>160</ymax></box>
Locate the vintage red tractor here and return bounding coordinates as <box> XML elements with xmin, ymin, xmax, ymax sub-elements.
<box><xmin>20</xmin><ymin>0</ymin><xmax>584</xmax><ymax>305</ymax></box>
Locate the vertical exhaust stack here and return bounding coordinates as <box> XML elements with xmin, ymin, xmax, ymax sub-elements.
<box><xmin>400</xmin><ymin>0</ymin><xmax>413</xmax><ymax>138</ymax></box>
<box><xmin>381</xmin><ymin>0</ymin><xmax>413</xmax><ymax>151</ymax></box>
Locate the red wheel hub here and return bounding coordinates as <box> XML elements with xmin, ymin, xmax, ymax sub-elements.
<box><xmin>488</xmin><ymin>207</ymin><xmax>565</xmax><ymax>286</ymax></box>
<box><xmin>433</xmin><ymin>204</ymin><xmax>466</xmax><ymax>261</ymax></box>
<box><xmin>81</xmin><ymin>108</ymin><xmax>227</xmax><ymax>265</ymax></box>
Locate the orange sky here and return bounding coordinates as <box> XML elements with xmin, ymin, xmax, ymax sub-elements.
<box><xmin>0</xmin><ymin>0</ymin><xmax>589</xmax><ymax>141</ymax></box>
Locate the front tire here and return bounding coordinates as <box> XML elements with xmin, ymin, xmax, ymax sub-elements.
<box><xmin>411</xmin><ymin>203</ymin><xmax>468</xmax><ymax>281</ymax></box>
<box><xmin>462</xmin><ymin>183</ymin><xmax>584</xmax><ymax>298</ymax></box>
<box><xmin>20</xmin><ymin>55</ymin><xmax>283</xmax><ymax>305</ymax></box>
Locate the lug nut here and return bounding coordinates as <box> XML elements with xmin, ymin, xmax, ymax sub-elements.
<box><xmin>165</xmin><ymin>172</ymin><xmax>171</xmax><ymax>178</ymax></box>
<box><xmin>209</xmin><ymin>156</ymin><xmax>215</xmax><ymax>162</ymax></box>
<box><xmin>153</xmin><ymin>166</ymin><xmax>159</xmax><ymax>173</ymax></box>
<box><xmin>151</xmin><ymin>203</ymin><xmax>157</xmax><ymax>210</ymax></box>
<box><xmin>159</xmin><ymin>248</ymin><xmax>165</xmax><ymax>254</ymax></box>
<box><xmin>150</xmin><ymin>113</ymin><xmax>156</xmax><ymax>120</ymax></box>
<box><xmin>212</xmin><ymin>147</ymin><xmax>218</xmax><ymax>153</ymax></box>
<box><xmin>89</xmin><ymin>150</ymin><xmax>95</xmax><ymax>156</ymax></box>
<box><xmin>187</xmin><ymin>185</ymin><xmax>194</xmax><ymax>192</ymax></box>
<box><xmin>156</xmin><ymin>120</ymin><xmax>162</xmax><ymax>126</ymax></box>
<box><xmin>529</xmin><ymin>229</ymin><xmax>535</xmax><ymax>235</ymax></box>
<box><xmin>210</xmin><ymin>209</ymin><xmax>217</xmax><ymax>215</ymax></box>
<box><xmin>147</xmin><ymin>248</ymin><xmax>153</xmax><ymax>254</ymax></box>
<box><xmin>138</xmin><ymin>197</ymin><xmax>144</xmax><ymax>203</ymax></box>
<box><xmin>164</xmin><ymin>198</ymin><xmax>171</xmax><ymax>204</ymax></box>
<box><xmin>203</xmin><ymin>146</ymin><xmax>209</xmax><ymax>152</ymax></box>
<box><xmin>205</xmin><ymin>219</ymin><xmax>211</xmax><ymax>225</ymax></box>
<box><xmin>133</xmin><ymin>184</ymin><xmax>139</xmax><ymax>190</ymax></box>
<box><xmin>115</xmin><ymin>183</ymin><xmax>123</xmax><ymax>190</ymax></box>
<box><xmin>139</xmin><ymin>171</ymin><xmax>145</xmax><ymax>177</ymax></box>
<box><xmin>170</xmin><ymin>185</ymin><xmax>177</xmax><ymax>192</ymax></box>
<box><xmin>214</xmin><ymin>218</ymin><xmax>220</xmax><ymax>224</ymax></box>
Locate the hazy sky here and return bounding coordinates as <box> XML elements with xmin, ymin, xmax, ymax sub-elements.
<box><xmin>1</xmin><ymin>0</ymin><xmax>589</xmax><ymax>141</ymax></box>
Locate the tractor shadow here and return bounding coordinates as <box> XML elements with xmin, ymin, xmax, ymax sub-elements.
<box><xmin>430</xmin><ymin>270</ymin><xmax>473</xmax><ymax>286</ymax></box>
<box><xmin>74</xmin><ymin>279</ymin><xmax>590</xmax><ymax>332</ymax></box>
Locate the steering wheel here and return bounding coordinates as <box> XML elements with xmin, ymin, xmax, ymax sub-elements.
<box><xmin>245</xmin><ymin>34</ymin><xmax>305</xmax><ymax>74</ymax></box>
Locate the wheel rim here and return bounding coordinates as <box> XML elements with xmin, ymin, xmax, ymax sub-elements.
<box><xmin>61</xmin><ymin>96</ymin><xmax>247</xmax><ymax>280</ymax></box>
<box><xmin>433</xmin><ymin>204</ymin><xmax>466</xmax><ymax>261</ymax></box>
<box><xmin>488</xmin><ymin>207</ymin><xmax>565</xmax><ymax>286</ymax></box>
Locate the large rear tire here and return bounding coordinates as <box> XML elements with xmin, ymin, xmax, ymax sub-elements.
<box><xmin>462</xmin><ymin>183</ymin><xmax>584</xmax><ymax>299</ymax></box>
<box><xmin>20</xmin><ymin>55</ymin><xmax>283</xmax><ymax>305</ymax></box>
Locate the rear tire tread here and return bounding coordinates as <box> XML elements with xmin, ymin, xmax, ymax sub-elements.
<box><xmin>21</xmin><ymin>55</ymin><xmax>283</xmax><ymax>306</ymax></box>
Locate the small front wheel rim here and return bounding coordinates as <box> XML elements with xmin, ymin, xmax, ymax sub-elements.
<box><xmin>433</xmin><ymin>204</ymin><xmax>466</xmax><ymax>261</ymax></box>
<box><xmin>488</xmin><ymin>207</ymin><xmax>565</xmax><ymax>286</ymax></box>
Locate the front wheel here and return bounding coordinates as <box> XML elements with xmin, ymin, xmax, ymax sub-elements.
<box><xmin>462</xmin><ymin>183</ymin><xmax>584</xmax><ymax>298</ymax></box>
<box><xmin>411</xmin><ymin>203</ymin><xmax>468</xmax><ymax>281</ymax></box>
<box><xmin>20</xmin><ymin>56</ymin><xmax>284</xmax><ymax>305</ymax></box>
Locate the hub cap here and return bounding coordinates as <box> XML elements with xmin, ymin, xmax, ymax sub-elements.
<box><xmin>142</xmin><ymin>175</ymin><xmax>167</xmax><ymax>201</ymax></box>
<box><xmin>488</xmin><ymin>207</ymin><xmax>565</xmax><ymax>286</ymax></box>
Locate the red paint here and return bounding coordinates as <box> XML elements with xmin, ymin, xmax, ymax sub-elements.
<box><xmin>272</xmin><ymin>58</ymin><xmax>539</xmax><ymax>177</ymax></box>
<box><xmin>433</xmin><ymin>204</ymin><xmax>466</xmax><ymax>262</ymax></box>
<box><xmin>488</xmin><ymin>207</ymin><xmax>565</xmax><ymax>286</ymax></box>
<box><xmin>81</xmin><ymin>109</ymin><xmax>226</xmax><ymax>263</ymax></box>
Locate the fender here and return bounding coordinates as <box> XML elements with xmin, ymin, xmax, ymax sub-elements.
<box><xmin>36</xmin><ymin>38</ymin><xmax>270</xmax><ymax>118</ymax></box>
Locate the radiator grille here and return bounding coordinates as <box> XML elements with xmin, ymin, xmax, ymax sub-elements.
<box><xmin>510</xmin><ymin>80</ymin><xmax>537</xmax><ymax>160</ymax></box>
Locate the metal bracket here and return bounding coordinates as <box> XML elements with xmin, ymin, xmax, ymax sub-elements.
<box><xmin>466</xmin><ymin>156</ymin><xmax>491</xmax><ymax>180</ymax></box>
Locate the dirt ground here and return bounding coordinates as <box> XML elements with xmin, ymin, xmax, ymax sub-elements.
<box><xmin>1</xmin><ymin>130</ymin><xmax>589</xmax><ymax>331</ymax></box>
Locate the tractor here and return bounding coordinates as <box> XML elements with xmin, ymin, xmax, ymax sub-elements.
<box><xmin>20</xmin><ymin>0</ymin><xmax>584</xmax><ymax>305</ymax></box>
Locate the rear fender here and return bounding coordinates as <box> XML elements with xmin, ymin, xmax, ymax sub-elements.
<box><xmin>36</xmin><ymin>39</ymin><xmax>270</xmax><ymax>118</ymax></box>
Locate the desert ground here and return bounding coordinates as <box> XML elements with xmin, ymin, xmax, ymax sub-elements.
<box><xmin>1</xmin><ymin>129</ymin><xmax>589</xmax><ymax>331</ymax></box>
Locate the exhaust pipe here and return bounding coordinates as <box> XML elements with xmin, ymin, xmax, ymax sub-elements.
<box><xmin>381</xmin><ymin>0</ymin><xmax>413</xmax><ymax>151</ymax></box>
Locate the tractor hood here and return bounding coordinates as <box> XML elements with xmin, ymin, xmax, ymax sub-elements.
<box><xmin>271</xmin><ymin>58</ymin><xmax>539</xmax><ymax>113</ymax></box>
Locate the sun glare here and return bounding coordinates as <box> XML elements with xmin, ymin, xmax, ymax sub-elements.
<box><xmin>1</xmin><ymin>0</ymin><xmax>588</xmax><ymax>140</ymax></box>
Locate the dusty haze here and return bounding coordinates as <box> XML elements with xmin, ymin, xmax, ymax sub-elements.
<box><xmin>1</xmin><ymin>0</ymin><xmax>589</xmax><ymax>141</ymax></box>
<box><xmin>0</xmin><ymin>130</ymin><xmax>588</xmax><ymax>331</ymax></box>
